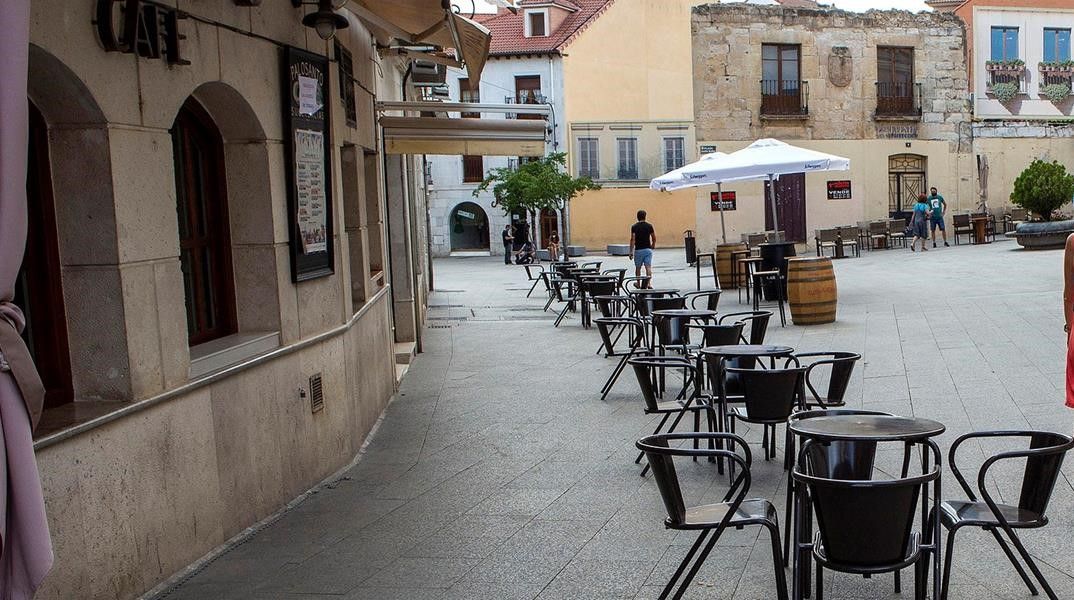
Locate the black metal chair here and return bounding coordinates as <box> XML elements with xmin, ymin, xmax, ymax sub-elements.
<box><xmin>621</xmin><ymin>276</ymin><xmax>652</xmax><ymax>293</ymax></box>
<box><xmin>794</xmin><ymin>442</ymin><xmax>939</xmax><ymax>600</ymax></box>
<box><xmin>522</xmin><ymin>264</ymin><xmax>545</xmax><ymax>298</ymax></box>
<box><xmin>719</xmin><ymin>311</ymin><xmax>771</xmax><ymax>345</ymax></box>
<box><xmin>783</xmin><ymin>409</ymin><xmax>894</xmax><ymax>567</ymax></box>
<box><xmin>602</xmin><ymin>268</ymin><xmax>626</xmax><ymax>289</ymax></box>
<box><xmin>629</xmin><ymin>357</ymin><xmax>710</xmax><ymax>476</ymax></box>
<box><xmin>952</xmin><ymin>214</ymin><xmax>972</xmax><ymax>245</ymax></box>
<box><xmin>683</xmin><ymin>289</ymin><xmax>721</xmax><ymax>312</ymax></box>
<box><xmin>596</xmin><ymin>316</ymin><xmax>646</xmax><ymax>400</ymax></box>
<box><xmin>687</xmin><ymin>321</ymin><xmax>744</xmax><ymax>349</ymax></box>
<box><xmin>725</xmin><ymin>367</ymin><xmax>805</xmax><ymax>465</ymax></box>
<box><xmin>581</xmin><ymin>279</ymin><xmax>619</xmax><ymax>329</ymax></box>
<box><xmin>795</xmin><ymin>352</ymin><xmax>861</xmax><ymax>408</ymax></box>
<box><xmin>636</xmin><ymin>432</ymin><xmax>788</xmax><ymax>600</ymax></box>
<box><xmin>937</xmin><ymin>430</ymin><xmax>1074</xmax><ymax>600</ymax></box>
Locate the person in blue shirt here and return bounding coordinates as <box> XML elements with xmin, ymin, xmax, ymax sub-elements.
<box><xmin>910</xmin><ymin>194</ymin><xmax>931</xmax><ymax>252</ymax></box>
<box><xmin>927</xmin><ymin>187</ymin><xmax>949</xmax><ymax>248</ymax></box>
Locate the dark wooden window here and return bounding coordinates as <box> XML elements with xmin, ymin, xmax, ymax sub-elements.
<box><xmin>877</xmin><ymin>47</ymin><xmax>915</xmax><ymax>116</ymax></box>
<box><xmin>172</xmin><ymin>98</ymin><xmax>236</xmax><ymax>346</ymax></box>
<box><xmin>515</xmin><ymin>75</ymin><xmax>543</xmax><ymax>120</ymax></box>
<box><xmin>761</xmin><ymin>44</ymin><xmax>804</xmax><ymax>115</ymax></box>
<box><xmin>336</xmin><ymin>41</ymin><xmax>357</xmax><ymax>128</ymax></box>
<box><xmin>528</xmin><ymin>11</ymin><xmax>546</xmax><ymax>37</ymax></box>
<box><xmin>459</xmin><ymin>78</ymin><xmax>483</xmax><ymax>182</ymax></box>
<box><xmin>15</xmin><ymin>102</ymin><xmax>72</xmax><ymax>409</ymax></box>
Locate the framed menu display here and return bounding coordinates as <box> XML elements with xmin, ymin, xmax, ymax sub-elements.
<box><xmin>282</xmin><ymin>46</ymin><xmax>334</xmax><ymax>281</ymax></box>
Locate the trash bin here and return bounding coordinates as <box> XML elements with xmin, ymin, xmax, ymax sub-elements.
<box><xmin>684</xmin><ymin>230</ymin><xmax>697</xmax><ymax>265</ymax></box>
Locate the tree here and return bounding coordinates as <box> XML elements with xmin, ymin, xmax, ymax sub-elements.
<box><xmin>473</xmin><ymin>152</ymin><xmax>600</xmax><ymax>260</ymax></box>
<box><xmin>1010</xmin><ymin>159</ymin><xmax>1074</xmax><ymax>221</ymax></box>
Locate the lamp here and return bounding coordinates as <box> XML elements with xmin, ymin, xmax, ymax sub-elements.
<box><xmin>292</xmin><ymin>0</ymin><xmax>349</xmax><ymax>40</ymax></box>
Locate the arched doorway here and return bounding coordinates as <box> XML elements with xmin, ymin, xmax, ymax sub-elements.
<box><xmin>14</xmin><ymin>102</ymin><xmax>73</xmax><ymax>409</ymax></box>
<box><xmin>888</xmin><ymin>154</ymin><xmax>927</xmax><ymax>220</ymax></box>
<box><xmin>540</xmin><ymin>208</ymin><xmax>559</xmax><ymax>248</ymax></box>
<box><xmin>449</xmin><ymin>202</ymin><xmax>490</xmax><ymax>251</ymax></box>
<box><xmin>172</xmin><ymin>97</ymin><xmax>236</xmax><ymax>345</ymax></box>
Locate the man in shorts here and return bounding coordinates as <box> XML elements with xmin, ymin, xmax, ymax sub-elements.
<box><xmin>927</xmin><ymin>186</ymin><xmax>949</xmax><ymax>248</ymax></box>
<box><xmin>629</xmin><ymin>210</ymin><xmax>656</xmax><ymax>288</ymax></box>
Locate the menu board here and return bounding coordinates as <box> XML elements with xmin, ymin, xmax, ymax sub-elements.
<box><xmin>283</xmin><ymin>47</ymin><xmax>334</xmax><ymax>281</ymax></box>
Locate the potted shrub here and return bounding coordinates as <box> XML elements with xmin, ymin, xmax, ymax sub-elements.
<box><xmin>990</xmin><ymin>81</ymin><xmax>1020</xmax><ymax>103</ymax></box>
<box><xmin>1009</xmin><ymin>159</ymin><xmax>1074</xmax><ymax>248</ymax></box>
<box><xmin>1042</xmin><ymin>81</ymin><xmax>1072</xmax><ymax>104</ymax></box>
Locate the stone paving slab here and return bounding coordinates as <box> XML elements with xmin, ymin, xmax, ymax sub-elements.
<box><xmin>156</xmin><ymin>241</ymin><xmax>1074</xmax><ymax>600</ymax></box>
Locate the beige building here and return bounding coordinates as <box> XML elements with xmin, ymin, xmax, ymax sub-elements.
<box><xmin>690</xmin><ymin>4</ymin><xmax>974</xmax><ymax>247</ymax></box>
<box><xmin>17</xmin><ymin>1</ymin><xmax>528</xmax><ymax>598</ymax></box>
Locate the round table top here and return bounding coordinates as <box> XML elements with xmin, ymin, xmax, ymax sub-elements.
<box><xmin>627</xmin><ymin>288</ymin><xmax>680</xmax><ymax>295</ymax></box>
<box><xmin>789</xmin><ymin>415</ymin><xmax>946</xmax><ymax>442</ymax></box>
<box><xmin>699</xmin><ymin>344</ymin><xmax>794</xmax><ymax>357</ymax></box>
<box><xmin>651</xmin><ymin>309</ymin><xmax>718</xmax><ymax>319</ymax></box>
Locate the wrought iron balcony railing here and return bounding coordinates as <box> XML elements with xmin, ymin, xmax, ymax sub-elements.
<box><xmin>875</xmin><ymin>82</ymin><xmax>922</xmax><ymax>118</ymax></box>
<box><xmin>760</xmin><ymin>80</ymin><xmax>808</xmax><ymax>117</ymax></box>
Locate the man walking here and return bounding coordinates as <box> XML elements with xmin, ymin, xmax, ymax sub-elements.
<box><xmin>927</xmin><ymin>186</ymin><xmax>949</xmax><ymax>248</ymax></box>
<box><xmin>629</xmin><ymin>210</ymin><xmax>656</xmax><ymax>288</ymax></box>
<box><xmin>502</xmin><ymin>223</ymin><xmax>514</xmax><ymax>265</ymax></box>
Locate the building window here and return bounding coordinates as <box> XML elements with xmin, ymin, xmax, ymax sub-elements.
<box><xmin>761</xmin><ymin>44</ymin><xmax>805</xmax><ymax>115</ymax></box>
<box><xmin>526</xmin><ymin>10</ymin><xmax>547</xmax><ymax>37</ymax></box>
<box><xmin>663</xmin><ymin>137</ymin><xmax>685</xmax><ymax>172</ymax></box>
<box><xmin>172</xmin><ymin>98</ymin><xmax>237</xmax><ymax>346</ymax></box>
<box><xmin>514</xmin><ymin>75</ymin><xmax>543</xmax><ymax>120</ymax></box>
<box><xmin>459</xmin><ymin>78</ymin><xmax>482</xmax><ymax>182</ymax></box>
<box><xmin>617</xmin><ymin>138</ymin><xmax>638</xmax><ymax>180</ymax></box>
<box><xmin>578</xmin><ymin>137</ymin><xmax>599</xmax><ymax>179</ymax></box>
<box><xmin>335</xmin><ymin>42</ymin><xmax>357</xmax><ymax>128</ymax></box>
<box><xmin>990</xmin><ymin>26</ymin><xmax>1019</xmax><ymax>61</ymax></box>
<box><xmin>876</xmin><ymin>47</ymin><xmax>916</xmax><ymax>116</ymax></box>
<box><xmin>1044</xmin><ymin>28</ymin><xmax>1072</xmax><ymax>63</ymax></box>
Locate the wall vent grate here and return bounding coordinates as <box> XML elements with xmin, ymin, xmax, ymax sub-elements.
<box><xmin>309</xmin><ymin>373</ymin><xmax>324</xmax><ymax>413</ymax></box>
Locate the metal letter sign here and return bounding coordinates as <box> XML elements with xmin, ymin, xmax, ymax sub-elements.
<box><xmin>710</xmin><ymin>191</ymin><xmax>737</xmax><ymax>211</ymax></box>
<box><xmin>95</xmin><ymin>0</ymin><xmax>189</xmax><ymax>65</ymax></box>
<box><xmin>283</xmin><ymin>46</ymin><xmax>335</xmax><ymax>282</ymax></box>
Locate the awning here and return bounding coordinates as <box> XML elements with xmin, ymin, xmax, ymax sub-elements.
<box><xmin>380</xmin><ymin>116</ymin><xmax>547</xmax><ymax>156</ymax></box>
<box><xmin>347</xmin><ymin>0</ymin><xmax>495</xmax><ymax>83</ymax></box>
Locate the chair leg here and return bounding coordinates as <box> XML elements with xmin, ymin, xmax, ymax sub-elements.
<box><xmin>783</xmin><ymin>473</ymin><xmax>794</xmax><ymax>567</ymax></box>
<box><xmin>637</xmin><ymin>414</ymin><xmax>671</xmax><ymax>464</ymax></box>
<box><xmin>526</xmin><ymin>277</ymin><xmax>540</xmax><ymax>298</ymax></box>
<box><xmin>940</xmin><ymin>526</ymin><xmax>958</xmax><ymax>600</ymax></box>
<box><xmin>554</xmin><ymin>299</ymin><xmax>572</xmax><ymax>327</ymax></box>
<box><xmin>672</xmin><ymin>524</ymin><xmax>728</xmax><ymax>600</ymax></box>
<box><xmin>660</xmin><ymin>530</ymin><xmax>710</xmax><ymax>600</ymax></box>
<box><xmin>1001</xmin><ymin>526</ymin><xmax>1058</xmax><ymax>600</ymax></box>
<box><xmin>815</xmin><ymin>562</ymin><xmax>823</xmax><ymax>600</ymax></box>
<box><xmin>989</xmin><ymin>527</ymin><xmax>1039</xmax><ymax>596</ymax></box>
<box><xmin>894</xmin><ymin>569</ymin><xmax>901</xmax><ymax>593</ymax></box>
<box><xmin>766</xmin><ymin>522</ymin><xmax>790</xmax><ymax>600</ymax></box>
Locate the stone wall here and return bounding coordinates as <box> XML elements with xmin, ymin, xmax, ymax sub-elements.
<box><xmin>691</xmin><ymin>4</ymin><xmax>972</xmax><ymax>151</ymax></box>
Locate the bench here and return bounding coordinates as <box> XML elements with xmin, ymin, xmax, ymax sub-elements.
<box><xmin>567</xmin><ymin>245</ymin><xmax>587</xmax><ymax>257</ymax></box>
<box><xmin>607</xmin><ymin>244</ymin><xmax>630</xmax><ymax>256</ymax></box>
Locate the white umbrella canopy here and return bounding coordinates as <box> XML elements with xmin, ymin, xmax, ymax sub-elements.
<box><xmin>678</xmin><ymin>139</ymin><xmax>851</xmax><ymax>233</ymax></box>
<box><xmin>650</xmin><ymin>152</ymin><xmax>755</xmax><ymax>243</ymax></box>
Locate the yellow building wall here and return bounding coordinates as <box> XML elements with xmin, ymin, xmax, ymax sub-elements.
<box><xmin>974</xmin><ymin>138</ymin><xmax>1074</xmax><ymax>214</ymax></box>
<box><xmin>570</xmin><ymin>187</ymin><xmax>697</xmax><ymax>250</ymax></box>
<box><xmin>689</xmin><ymin>139</ymin><xmax>976</xmax><ymax>252</ymax></box>
<box><xmin>562</xmin><ymin>0</ymin><xmax>708</xmax><ymax>249</ymax></box>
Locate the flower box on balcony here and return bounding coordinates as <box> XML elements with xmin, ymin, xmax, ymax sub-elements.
<box><xmin>1039</xmin><ymin>61</ymin><xmax>1074</xmax><ymax>75</ymax></box>
<box><xmin>986</xmin><ymin>60</ymin><xmax>1026</xmax><ymax>74</ymax></box>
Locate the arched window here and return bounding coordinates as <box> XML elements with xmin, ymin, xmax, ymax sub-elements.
<box><xmin>172</xmin><ymin>98</ymin><xmax>236</xmax><ymax>345</ymax></box>
<box><xmin>15</xmin><ymin>101</ymin><xmax>73</xmax><ymax>408</ymax></box>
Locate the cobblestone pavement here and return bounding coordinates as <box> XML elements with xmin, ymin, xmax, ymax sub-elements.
<box><xmin>159</xmin><ymin>240</ymin><xmax>1074</xmax><ymax>600</ymax></box>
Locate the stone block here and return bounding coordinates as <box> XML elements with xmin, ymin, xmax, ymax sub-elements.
<box><xmin>135</xmin><ymin>18</ymin><xmax>223</xmax><ymax>130</ymax></box>
<box><xmin>110</xmin><ymin>128</ymin><xmax>180</xmax><ymax>264</ymax></box>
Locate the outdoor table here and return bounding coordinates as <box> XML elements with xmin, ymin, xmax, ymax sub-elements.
<box><xmin>758</xmin><ymin>241</ymin><xmax>796</xmax><ymax>300</ymax></box>
<box><xmin>788</xmin><ymin>414</ymin><xmax>946</xmax><ymax>600</ymax></box>
<box><xmin>970</xmin><ymin>215</ymin><xmax>990</xmax><ymax>244</ymax></box>
<box><xmin>695</xmin><ymin>252</ymin><xmax>717</xmax><ymax>290</ymax></box>
<box><xmin>577</xmin><ymin>275</ymin><xmax>619</xmax><ymax>328</ymax></box>
<box><xmin>626</xmin><ymin>288</ymin><xmax>680</xmax><ymax>317</ymax></box>
<box><xmin>651</xmin><ymin>308</ymin><xmax>717</xmax><ymax>348</ymax></box>
<box><xmin>730</xmin><ymin>249</ymin><xmax>752</xmax><ymax>289</ymax></box>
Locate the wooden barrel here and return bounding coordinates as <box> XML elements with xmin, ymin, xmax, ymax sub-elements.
<box><xmin>716</xmin><ymin>242</ymin><xmax>747</xmax><ymax>289</ymax></box>
<box><xmin>787</xmin><ymin>257</ymin><xmax>837</xmax><ymax>325</ymax></box>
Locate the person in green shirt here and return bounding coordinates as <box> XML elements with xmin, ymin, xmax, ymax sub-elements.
<box><xmin>927</xmin><ymin>187</ymin><xmax>949</xmax><ymax>248</ymax></box>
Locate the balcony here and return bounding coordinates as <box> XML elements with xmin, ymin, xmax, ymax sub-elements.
<box><xmin>985</xmin><ymin>61</ymin><xmax>1027</xmax><ymax>100</ymax></box>
<box><xmin>1039</xmin><ymin>64</ymin><xmax>1074</xmax><ymax>103</ymax></box>
<box><xmin>760</xmin><ymin>80</ymin><xmax>808</xmax><ymax>119</ymax></box>
<box><xmin>875</xmin><ymin>82</ymin><xmax>922</xmax><ymax>119</ymax></box>
<box><xmin>505</xmin><ymin>93</ymin><xmax>548</xmax><ymax>120</ymax></box>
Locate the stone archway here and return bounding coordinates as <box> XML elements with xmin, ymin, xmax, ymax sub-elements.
<box><xmin>448</xmin><ymin>202</ymin><xmax>490</xmax><ymax>251</ymax></box>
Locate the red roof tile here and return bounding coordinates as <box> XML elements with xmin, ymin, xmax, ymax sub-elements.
<box><xmin>479</xmin><ymin>0</ymin><xmax>615</xmax><ymax>56</ymax></box>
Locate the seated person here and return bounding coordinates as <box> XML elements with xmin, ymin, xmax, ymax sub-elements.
<box><xmin>514</xmin><ymin>241</ymin><xmax>536</xmax><ymax>265</ymax></box>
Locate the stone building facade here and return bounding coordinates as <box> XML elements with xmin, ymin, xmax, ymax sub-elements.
<box><xmin>690</xmin><ymin>4</ymin><xmax>975</xmax><ymax>245</ymax></box>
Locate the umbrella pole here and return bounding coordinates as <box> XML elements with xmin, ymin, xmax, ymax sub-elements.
<box><xmin>717</xmin><ymin>182</ymin><xmax>727</xmax><ymax>244</ymax></box>
<box><xmin>767</xmin><ymin>174</ymin><xmax>780</xmax><ymax>234</ymax></box>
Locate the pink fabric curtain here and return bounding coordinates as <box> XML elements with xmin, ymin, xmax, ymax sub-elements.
<box><xmin>0</xmin><ymin>0</ymin><xmax>55</xmax><ymax>597</ymax></box>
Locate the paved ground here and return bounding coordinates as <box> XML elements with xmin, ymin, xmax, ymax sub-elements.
<box><xmin>158</xmin><ymin>240</ymin><xmax>1074</xmax><ymax>600</ymax></box>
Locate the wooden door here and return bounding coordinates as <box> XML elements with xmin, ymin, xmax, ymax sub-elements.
<box><xmin>15</xmin><ymin>102</ymin><xmax>73</xmax><ymax>409</ymax></box>
<box><xmin>764</xmin><ymin>173</ymin><xmax>807</xmax><ymax>242</ymax></box>
<box><xmin>539</xmin><ymin>208</ymin><xmax>558</xmax><ymax>248</ymax></box>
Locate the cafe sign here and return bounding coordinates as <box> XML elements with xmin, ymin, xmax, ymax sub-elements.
<box><xmin>95</xmin><ymin>0</ymin><xmax>190</xmax><ymax>65</ymax></box>
<box><xmin>827</xmin><ymin>180</ymin><xmax>852</xmax><ymax>200</ymax></box>
<box><xmin>710</xmin><ymin>191</ymin><xmax>737</xmax><ymax>211</ymax></box>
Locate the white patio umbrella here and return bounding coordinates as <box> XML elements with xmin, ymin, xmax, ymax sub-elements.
<box><xmin>650</xmin><ymin>152</ymin><xmax>752</xmax><ymax>243</ymax></box>
<box><xmin>677</xmin><ymin>139</ymin><xmax>851</xmax><ymax>234</ymax></box>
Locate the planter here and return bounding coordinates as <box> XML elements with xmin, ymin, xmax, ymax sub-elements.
<box><xmin>1008</xmin><ymin>219</ymin><xmax>1074</xmax><ymax>249</ymax></box>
